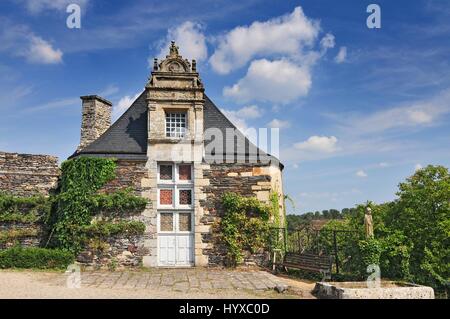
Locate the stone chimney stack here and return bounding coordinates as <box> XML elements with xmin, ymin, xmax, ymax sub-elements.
<box><xmin>78</xmin><ymin>95</ymin><xmax>112</xmax><ymax>151</ymax></box>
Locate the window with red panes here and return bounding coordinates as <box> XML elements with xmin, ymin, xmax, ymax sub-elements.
<box><xmin>159</xmin><ymin>189</ymin><xmax>173</xmax><ymax>205</ymax></box>
<box><xmin>178</xmin><ymin>164</ymin><xmax>191</xmax><ymax>181</ymax></box>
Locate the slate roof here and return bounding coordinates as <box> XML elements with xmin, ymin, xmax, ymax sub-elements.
<box><xmin>72</xmin><ymin>93</ymin><xmax>281</xmax><ymax>167</ymax></box>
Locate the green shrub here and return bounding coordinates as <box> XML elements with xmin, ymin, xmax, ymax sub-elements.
<box><xmin>358</xmin><ymin>238</ymin><xmax>383</xmax><ymax>274</ymax></box>
<box><xmin>0</xmin><ymin>247</ymin><xmax>74</xmax><ymax>269</ymax></box>
<box><xmin>90</xmin><ymin>189</ymin><xmax>148</xmax><ymax>216</ymax></box>
<box><xmin>82</xmin><ymin>220</ymin><xmax>146</xmax><ymax>238</ymax></box>
<box><xmin>0</xmin><ymin>193</ymin><xmax>51</xmax><ymax>223</ymax></box>
<box><xmin>220</xmin><ymin>192</ymin><xmax>273</xmax><ymax>266</ymax></box>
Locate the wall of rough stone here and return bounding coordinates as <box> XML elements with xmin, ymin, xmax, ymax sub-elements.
<box><xmin>199</xmin><ymin>162</ymin><xmax>284</xmax><ymax>267</ymax></box>
<box><xmin>79</xmin><ymin>158</ymin><xmax>151</xmax><ymax>268</ymax></box>
<box><xmin>78</xmin><ymin>96</ymin><xmax>112</xmax><ymax>151</ymax></box>
<box><xmin>0</xmin><ymin>151</ymin><xmax>59</xmax><ymax>197</ymax></box>
<box><xmin>100</xmin><ymin>159</ymin><xmax>149</xmax><ymax>194</ymax></box>
<box><xmin>0</xmin><ymin>223</ymin><xmax>44</xmax><ymax>250</ymax></box>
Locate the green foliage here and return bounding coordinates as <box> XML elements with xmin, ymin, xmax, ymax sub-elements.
<box><xmin>358</xmin><ymin>238</ymin><xmax>383</xmax><ymax>273</ymax></box>
<box><xmin>389</xmin><ymin>165</ymin><xmax>450</xmax><ymax>289</ymax></box>
<box><xmin>90</xmin><ymin>189</ymin><xmax>148</xmax><ymax>216</ymax></box>
<box><xmin>48</xmin><ymin>157</ymin><xmax>147</xmax><ymax>254</ymax></box>
<box><xmin>0</xmin><ymin>228</ymin><xmax>39</xmax><ymax>244</ymax></box>
<box><xmin>323</xmin><ymin>165</ymin><xmax>449</xmax><ymax>291</ymax></box>
<box><xmin>0</xmin><ymin>193</ymin><xmax>52</xmax><ymax>223</ymax></box>
<box><xmin>50</xmin><ymin>157</ymin><xmax>117</xmax><ymax>253</ymax></box>
<box><xmin>0</xmin><ymin>247</ymin><xmax>73</xmax><ymax>269</ymax></box>
<box><xmin>82</xmin><ymin>220</ymin><xmax>146</xmax><ymax>238</ymax></box>
<box><xmin>220</xmin><ymin>192</ymin><xmax>273</xmax><ymax>266</ymax></box>
<box><xmin>270</xmin><ymin>191</ymin><xmax>281</xmax><ymax>227</ymax></box>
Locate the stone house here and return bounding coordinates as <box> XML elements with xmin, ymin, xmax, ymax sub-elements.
<box><xmin>70</xmin><ymin>42</ymin><xmax>285</xmax><ymax>267</ymax></box>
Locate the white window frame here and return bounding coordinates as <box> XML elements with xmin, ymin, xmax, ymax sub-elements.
<box><xmin>165</xmin><ymin>111</ymin><xmax>187</xmax><ymax>138</ymax></box>
<box><xmin>157</xmin><ymin>163</ymin><xmax>193</xmax><ymax>209</ymax></box>
<box><xmin>157</xmin><ymin>212</ymin><xmax>194</xmax><ymax>234</ymax></box>
<box><xmin>157</xmin><ymin>212</ymin><xmax>175</xmax><ymax>233</ymax></box>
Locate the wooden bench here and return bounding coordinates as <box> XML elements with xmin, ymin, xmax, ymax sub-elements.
<box><xmin>280</xmin><ymin>252</ymin><xmax>333</xmax><ymax>277</ymax></box>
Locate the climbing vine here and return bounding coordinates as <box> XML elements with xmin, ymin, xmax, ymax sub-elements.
<box><xmin>48</xmin><ymin>157</ymin><xmax>147</xmax><ymax>254</ymax></box>
<box><xmin>219</xmin><ymin>192</ymin><xmax>273</xmax><ymax>266</ymax></box>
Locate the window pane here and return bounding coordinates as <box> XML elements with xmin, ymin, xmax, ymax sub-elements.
<box><xmin>179</xmin><ymin>213</ymin><xmax>192</xmax><ymax>232</ymax></box>
<box><xmin>160</xmin><ymin>189</ymin><xmax>173</xmax><ymax>205</ymax></box>
<box><xmin>178</xmin><ymin>164</ymin><xmax>192</xmax><ymax>181</ymax></box>
<box><xmin>160</xmin><ymin>213</ymin><xmax>173</xmax><ymax>231</ymax></box>
<box><xmin>160</xmin><ymin>165</ymin><xmax>172</xmax><ymax>180</ymax></box>
<box><xmin>165</xmin><ymin>112</ymin><xmax>187</xmax><ymax>138</ymax></box>
<box><xmin>179</xmin><ymin>189</ymin><xmax>192</xmax><ymax>205</ymax></box>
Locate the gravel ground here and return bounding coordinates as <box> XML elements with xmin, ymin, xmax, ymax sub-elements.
<box><xmin>0</xmin><ymin>270</ymin><xmax>316</xmax><ymax>299</ymax></box>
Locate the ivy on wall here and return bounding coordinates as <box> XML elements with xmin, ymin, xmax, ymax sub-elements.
<box><xmin>219</xmin><ymin>192</ymin><xmax>278</xmax><ymax>266</ymax></box>
<box><xmin>47</xmin><ymin>157</ymin><xmax>147</xmax><ymax>254</ymax></box>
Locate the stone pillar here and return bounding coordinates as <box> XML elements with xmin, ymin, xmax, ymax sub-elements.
<box><xmin>78</xmin><ymin>95</ymin><xmax>112</xmax><ymax>150</ymax></box>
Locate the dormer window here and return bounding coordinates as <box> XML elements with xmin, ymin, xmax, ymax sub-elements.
<box><xmin>165</xmin><ymin>112</ymin><xmax>186</xmax><ymax>138</ymax></box>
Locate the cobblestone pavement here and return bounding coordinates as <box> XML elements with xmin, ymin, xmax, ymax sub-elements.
<box><xmin>0</xmin><ymin>269</ymin><xmax>316</xmax><ymax>299</ymax></box>
<box><xmin>61</xmin><ymin>269</ymin><xmax>293</xmax><ymax>292</ymax></box>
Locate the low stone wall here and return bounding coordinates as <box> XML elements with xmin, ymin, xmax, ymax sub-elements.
<box><xmin>313</xmin><ymin>281</ymin><xmax>435</xmax><ymax>299</ymax></box>
<box><xmin>0</xmin><ymin>214</ymin><xmax>45</xmax><ymax>250</ymax></box>
<box><xmin>0</xmin><ymin>152</ymin><xmax>59</xmax><ymax>197</ymax></box>
<box><xmin>77</xmin><ymin>234</ymin><xmax>148</xmax><ymax>269</ymax></box>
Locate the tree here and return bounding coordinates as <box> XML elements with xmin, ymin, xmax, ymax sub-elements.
<box><xmin>330</xmin><ymin>209</ymin><xmax>341</xmax><ymax>219</ymax></box>
<box><xmin>387</xmin><ymin>165</ymin><xmax>450</xmax><ymax>288</ymax></box>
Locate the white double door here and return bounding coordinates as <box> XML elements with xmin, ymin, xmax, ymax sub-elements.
<box><xmin>158</xmin><ymin>212</ymin><xmax>194</xmax><ymax>266</ymax></box>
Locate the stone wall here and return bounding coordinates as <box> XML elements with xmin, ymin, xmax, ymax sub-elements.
<box><xmin>100</xmin><ymin>159</ymin><xmax>149</xmax><ymax>194</ymax></box>
<box><xmin>79</xmin><ymin>158</ymin><xmax>151</xmax><ymax>268</ymax></box>
<box><xmin>0</xmin><ymin>223</ymin><xmax>43</xmax><ymax>250</ymax></box>
<box><xmin>199</xmin><ymin>162</ymin><xmax>284</xmax><ymax>267</ymax></box>
<box><xmin>0</xmin><ymin>151</ymin><xmax>59</xmax><ymax>197</ymax></box>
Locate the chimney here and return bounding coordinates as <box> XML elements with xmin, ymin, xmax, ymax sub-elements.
<box><xmin>78</xmin><ymin>95</ymin><xmax>112</xmax><ymax>151</ymax></box>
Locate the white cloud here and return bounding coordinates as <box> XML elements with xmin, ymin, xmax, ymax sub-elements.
<box><xmin>0</xmin><ymin>19</ymin><xmax>63</xmax><ymax>64</ymax></box>
<box><xmin>414</xmin><ymin>163</ymin><xmax>423</xmax><ymax>171</ymax></box>
<box><xmin>220</xmin><ymin>105</ymin><xmax>262</xmax><ymax>133</ymax></box>
<box><xmin>18</xmin><ymin>0</ymin><xmax>88</xmax><ymax>14</ymax></box>
<box><xmin>335</xmin><ymin>46</ymin><xmax>347</xmax><ymax>63</ymax></box>
<box><xmin>267</xmin><ymin>119</ymin><xmax>291</xmax><ymax>129</ymax></box>
<box><xmin>209</xmin><ymin>6</ymin><xmax>320</xmax><ymax>74</ymax></box>
<box><xmin>156</xmin><ymin>21</ymin><xmax>207</xmax><ymax>62</ymax></box>
<box><xmin>327</xmin><ymin>89</ymin><xmax>450</xmax><ymax>135</ymax></box>
<box><xmin>356</xmin><ymin>170</ymin><xmax>368</xmax><ymax>178</ymax></box>
<box><xmin>320</xmin><ymin>33</ymin><xmax>335</xmax><ymax>50</ymax></box>
<box><xmin>99</xmin><ymin>84</ymin><xmax>119</xmax><ymax>97</ymax></box>
<box><xmin>21</xmin><ymin>97</ymin><xmax>79</xmax><ymax>113</ymax></box>
<box><xmin>294</xmin><ymin>136</ymin><xmax>339</xmax><ymax>153</ymax></box>
<box><xmin>25</xmin><ymin>36</ymin><xmax>63</xmax><ymax>64</ymax></box>
<box><xmin>223</xmin><ymin>59</ymin><xmax>311</xmax><ymax>104</ymax></box>
<box><xmin>113</xmin><ymin>92</ymin><xmax>142</xmax><ymax>120</ymax></box>
<box><xmin>379</xmin><ymin>162</ymin><xmax>390</xmax><ymax>168</ymax></box>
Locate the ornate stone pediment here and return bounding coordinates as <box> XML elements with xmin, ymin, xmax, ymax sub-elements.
<box><xmin>156</xmin><ymin>41</ymin><xmax>192</xmax><ymax>73</ymax></box>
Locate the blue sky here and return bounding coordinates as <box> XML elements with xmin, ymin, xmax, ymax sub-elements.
<box><xmin>1</xmin><ymin>0</ymin><xmax>450</xmax><ymax>214</ymax></box>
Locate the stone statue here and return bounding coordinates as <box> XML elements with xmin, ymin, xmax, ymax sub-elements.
<box><xmin>364</xmin><ymin>207</ymin><xmax>374</xmax><ymax>238</ymax></box>
<box><xmin>169</xmin><ymin>41</ymin><xmax>179</xmax><ymax>56</ymax></box>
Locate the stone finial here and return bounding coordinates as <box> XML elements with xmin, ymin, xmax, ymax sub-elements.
<box><xmin>192</xmin><ymin>59</ymin><xmax>197</xmax><ymax>72</ymax></box>
<box><xmin>153</xmin><ymin>58</ymin><xmax>158</xmax><ymax>71</ymax></box>
<box><xmin>169</xmin><ymin>41</ymin><xmax>179</xmax><ymax>57</ymax></box>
